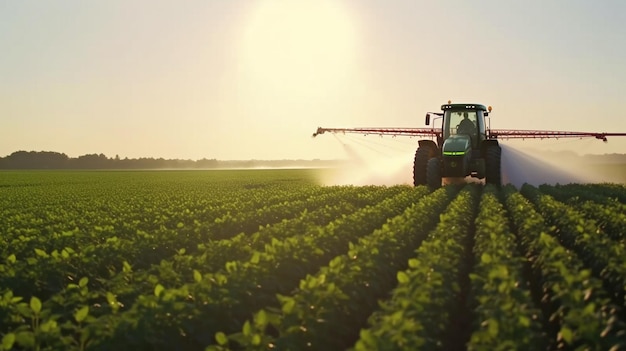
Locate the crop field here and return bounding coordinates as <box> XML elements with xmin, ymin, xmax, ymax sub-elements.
<box><xmin>0</xmin><ymin>170</ymin><xmax>625</xmax><ymax>350</ymax></box>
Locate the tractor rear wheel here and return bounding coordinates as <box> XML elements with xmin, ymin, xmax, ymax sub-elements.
<box><xmin>427</xmin><ymin>158</ymin><xmax>442</xmax><ymax>189</ymax></box>
<box><xmin>413</xmin><ymin>146</ymin><xmax>435</xmax><ymax>186</ymax></box>
<box><xmin>485</xmin><ymin>145</ymin><xmax>502</xmax><ymax>186</ymax></box>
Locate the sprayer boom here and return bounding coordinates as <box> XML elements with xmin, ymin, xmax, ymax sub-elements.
<box><xmin>313</xmin><ymin>127</ymin><xmax>626</xmax><ymax>142</ymax></box>
<box><xmin>313</xmin><ymin>127</ymin><xmax>440</xmax><ymax>138</ymax></box>
<box><xmin>489</xmin><ymin>130</ymin><xmax>626</xmax><ymax>142</ymax></box>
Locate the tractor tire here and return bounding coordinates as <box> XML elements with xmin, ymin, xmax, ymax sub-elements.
<box><xmin>413</xmin><ymin>146</ymin><xmax>435</xmax><ymax>186</ymax></box>
<box><xmin>485</xmin><ymin>145</ymin><xmax>502</xmax><ymax>186</ymax></box>
<box><xmin>427</xmin><ymin>158</ymin><xmax>442</xmax><ymax>189</ymax></box>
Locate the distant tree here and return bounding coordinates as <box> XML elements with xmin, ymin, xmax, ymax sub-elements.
<box><xmin>0</xmin><ymin>149</ymin><xmax>348</xmax><ymax>169</ymax></box>
<box><xmin>0</xmin><ymin>151</ymin><xmax>69</xmax><ymax>169</ymax></box>
<box><xmin>72</xmin><ymin>153</ymin><xmax>110</xmax><ymax>169</ymax></box>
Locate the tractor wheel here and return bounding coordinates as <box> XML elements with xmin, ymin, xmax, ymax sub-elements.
<box><xmin>413</xmin><ymin>146</ymin><xmax>435</xmax><ymax>186</ymax></box>
<box><xmin>426</xmin><ymin>158</ymin><xmax>442</xmax><ymax>189</ymax></box>
<box><xmin>485</xmin><ymin>145</ymin><xmax>502</xmax><ymax>186</ymax></box>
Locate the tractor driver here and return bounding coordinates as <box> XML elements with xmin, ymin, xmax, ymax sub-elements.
<box><xmin>457</xmin><ymin>112</ymin><xmax>476</xmax><ymax>136</ymax></box>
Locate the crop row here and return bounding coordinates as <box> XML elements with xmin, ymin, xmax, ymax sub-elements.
<box><xmin>521</xmin><ymin>184</ymin><xmax>626</xmax><ymax>310</ymax></box>
<box><xmin>505</xmin><ymin>185</ymin><xmax>625</xmax><ymax>349</ymax></box>
<box><xmin>466</xmin><ymin>185</ymin><xmax>544</xmax><ymax>350</ymax></box>
<box><xmin>538</xmin><ymin>184</ymin><xmax>626</xmax><ymax>242</ymax></box>
<box><xmin>538</xmin><ymin>183</ymin><xmax>622</xmax><ymax>205</ymax></box>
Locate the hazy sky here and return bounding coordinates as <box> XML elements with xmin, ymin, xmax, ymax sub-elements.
<box><xmin>2</xmin><ymin>0</ymin><xmax>625</xmax><ymax>160</ymax></box>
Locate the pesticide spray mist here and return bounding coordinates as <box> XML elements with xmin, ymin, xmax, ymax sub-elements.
<box><xmin>317</xmin><ymin>136</ymin><xmax>622</xmax><ymax>187</ymax></box>
<box><xmin>317</xmin><ymin>137</ymin><xmax>415</xmax><ymax>186</ymax></box>
<box><xmin>500</xmin><ymin>142</ymin><xmax>623</xmax><ymax>187</ymax></box>
<box><xmin>500</xmin><ymin>144</ymin><xmax>586</xmax><ymax>187</ymax></box>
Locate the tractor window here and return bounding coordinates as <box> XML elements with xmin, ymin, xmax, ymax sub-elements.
<box><xmin>449</xmin><ymin>111</ymin><xmax>477</xmax><ymax>136</ymax></box>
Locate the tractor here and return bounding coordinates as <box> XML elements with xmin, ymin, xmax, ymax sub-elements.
<box><xmin>414</xmin><ymin>103</ymin><xmax>499</xmax><ymax>188</ymax></box>
<box><xmin>312</xmin><ymin>101</ymin><xmax>626</xmax><ymax>187</ymax></box>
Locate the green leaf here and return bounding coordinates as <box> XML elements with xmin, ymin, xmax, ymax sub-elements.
<box><xmin>34</xmin><ymin>248</ymin><xmax>48</xmax><ymax>257</ymax></box>
<box><xmin>106</xmin><ymin>292</ymin><xmax>117</xmax><ymax>306</ymax></box>
<box><xmin>242</xmin><ymin>321</ymin><xmax>251</xmax><ymax>336</ymax></box>
<box><xmin>122</xmin><ymin>261</ymin><xmax>132</xmax><ymax>273</ymax></box>
<box><xmin>154</xmin><ymin>284</ymin><xmax>165</xmax><ymax>297</ymax></box>
<box><xmin>193</xmin><ymin>270</ymin><xmax>202</xmax><ymax>283</ymax></box>
<box><xmin>40</xmin><ymin>320</ymin><xmax>58</xmax><ymax>333</ymax></box>
<box><xmin>225</xmin><ymin>261</ymin><xmax>237</xmax><ymax>273</ymax></box>
<box><xmin>559</xmin><ymin>327</ymin><xmax>573</xmax><ymax>343</ymax></box>
<box><xmin>74</xmin><ymin>306</ymin><xmax>89</xmax><ymax>323</ymax></box>
<box><xmin>582</xmin><ymin>302</ymin><xmax>596</xmax><ymax>315</ymax></box>
<box><xmin>2</xmin><ymin>333</ymin><xmax>15</xmax><ymax>350</ymax></box>
<box><xmin>397</xmin><ymin>271</ymin><xmax>410</xmax><ymax>284</ymax></box>
<box><xmin>329</xmin><ymin>256</ymin><xmax>342</xmax><ymax>268</ymax></box>
<box><xmin>282</xmin><ymin>297</ymin><xmax>296</xmax><ymax>314</ymax></box>
<box><xmin>7</xmin><ymin>254</ymin><xmax>16</xmax><ymax>264</ymax></box>
<box><xmin>79</xmin><ymin>277</ymin><xmax>89</xmax><ymax>288</ymax></box>
<box><xmin>255</xmin><ymin>310</ymin><xmax>268</xmax><ymax>327</ymax></box>
<box><xmin>215</xmin><ymin>332</ymin><xmax>228</xmax><ymax>346</ymax></box>
<box><xmin>481</xmin><ymin>253</ymin><xmax>492</xmax><ymax>264</ymax></box>
<box><xmin>408</xmin><ymin>258</ymin><xmax>419</xmax><ymax>268</ymax></box>
<box><xmin>15</xmin><ymin>331</ymin><xmax>35</xmax><ymax>348</ymax></box>
<box><xmin>250</xmin><ymin>252</ymin><xmax>260</xmax><ymax>264</ymax></box>
<box><xmin>30</xmin><ymin>297</ymin><xmax>42</xmax><ymax>314</ymax></box>
<box><xmin>487</xmin><ymin>318</ymin><xmax>499</xmax><ymax>337</ymax></box>
<box><xmin>358</xmin><ymin>329</ymin><xmax>375</xmax><ymax>347</ymax></box>
<box><xmin>518</xmin><ymin>315</ymin><xmax>531</xmax><ymax>327</ymax></box>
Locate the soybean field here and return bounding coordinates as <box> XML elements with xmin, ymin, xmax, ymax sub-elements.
<box><xmin>1</xmin><ymin>170</ymin><xmax>625</xmax><ymax>350</ymax></box>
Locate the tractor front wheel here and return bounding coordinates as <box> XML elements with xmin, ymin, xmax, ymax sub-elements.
<box><xmin>485</xmin><ymin>145</ymin><xmax>502</xmax><ymax>186</ymax></box>
<box><xmin>427</xmin><ymin>158</ymin><xmax>442</xmax><ymax>189</ymax></box>
<box><xmin>413</xmin><ymin>146</ymin><xmax>435</xmax><ymax>186</ymax></box>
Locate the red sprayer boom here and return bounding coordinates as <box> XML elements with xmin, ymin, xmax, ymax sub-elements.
<box><xmin>488</xmin><ymin>130</ymin><xmax>626</xmax><ymax>142</ymax></box>
<box><xmin>313</xmin><ymin>127</ymin><xmax>626</xmax><ymax>142</ymax></box>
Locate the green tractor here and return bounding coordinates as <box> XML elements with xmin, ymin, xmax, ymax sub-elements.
<box><xmin>413</xmin><ymin>103</ymin><xmax>501</xmax><ymax>188</ymax></box>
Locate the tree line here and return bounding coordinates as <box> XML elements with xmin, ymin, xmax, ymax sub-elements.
<box><xmin>0</xmin><ymin>151</ymin><xmax>341</xmax><ymax>169</ymax></box>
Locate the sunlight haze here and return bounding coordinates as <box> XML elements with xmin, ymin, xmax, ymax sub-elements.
<box><xmin>1</xmin><ymin>0</ymin><xmax>625</xmax><ymax>160</ymax></box>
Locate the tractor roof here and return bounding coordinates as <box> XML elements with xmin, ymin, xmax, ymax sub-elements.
<box><xmin>441</xmin><ymin>103</ymin><xmax>487</xmax><ymax>111</ymax></box>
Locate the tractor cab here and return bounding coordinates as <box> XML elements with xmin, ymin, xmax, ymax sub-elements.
<box><xmin>441</xmin><ymin>103</ymin><xmax>488</xmax><ymax>149</ymax></box>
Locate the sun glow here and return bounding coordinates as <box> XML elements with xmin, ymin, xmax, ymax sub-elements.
<box><xmin>239</xmin><ymin>0</ymin><xmax>358</xmax><ymax>102</ymax></box>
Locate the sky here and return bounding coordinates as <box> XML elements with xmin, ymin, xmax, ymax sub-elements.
<box><xmin>1</xmin><ymin>0</ymin><xmax>625</xmax><ymax>160</ymax></box>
